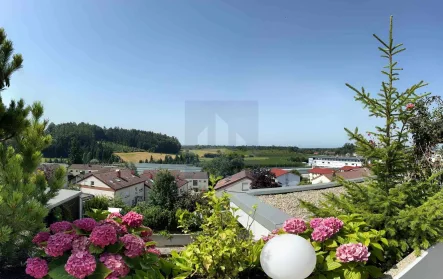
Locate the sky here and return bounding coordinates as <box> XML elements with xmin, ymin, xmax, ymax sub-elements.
<box><xmin>1</xmin><ymin>0</ymin><xmax>442</xmax><ymax>147</ymax></box>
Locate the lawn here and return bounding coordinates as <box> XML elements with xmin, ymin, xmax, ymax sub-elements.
<box><xmin>114</xmin><ymin>152</ymin><xmax>174</xmax><ymax>163</ymax></box>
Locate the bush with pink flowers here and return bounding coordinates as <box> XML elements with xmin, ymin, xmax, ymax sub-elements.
<box><xmin>261</xmin><ymin>214</ymin><xmax>390</xmax><ymax>279</ymax></box>
<box><xmin>25</xmin><ymin>210</ymin><xmax>171</xmax><ymax>279</ymax></box>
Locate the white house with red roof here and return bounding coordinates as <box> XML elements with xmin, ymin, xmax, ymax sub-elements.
<box><xmin>308</xmin><ymin>167</ymin><xmax>335</xmax><ymax>182</ymax></box>
<box><xmin>270</xmin><ymin>168</ymin><xmax>301</xmax><ymax>187</ymax></box>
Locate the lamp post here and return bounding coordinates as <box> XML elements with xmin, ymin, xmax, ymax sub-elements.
<box><xmin>260</xmin><ymin>234</ymin><xmax>316</xmax><ymax>279</ymax></box>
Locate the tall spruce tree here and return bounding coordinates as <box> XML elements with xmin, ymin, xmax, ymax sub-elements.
<box><xmin>301</xmin><ymin>16</ymin><xmax>443</xmax><ymax>256</ymax></box>
<box><xmin>0</xmin><ymin>28</ymin><xmax>65</xmax><ymax>266</ymax></box>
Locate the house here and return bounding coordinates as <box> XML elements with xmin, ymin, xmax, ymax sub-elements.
<box><xmin>270</xmin><ymin>168</ymin><xmax>301</xmax><ymax>187</ymax></box>
<box><xmin>214</xmin><ymin>170</ymin><xmax>254</xmax><ymax>192</ymax></box>
<box><xmin>140</xmin><ymin>170</ymin><xmax>193</xmax><ymax>196</ymax></box>
<box><xmin>308</xmin><ymin>156</ymin><xmax>365</xmax><ymax>169</ymax></box>
<box><xmin>76</xmin><ymin>169</ymin><xmax>146</xmax><ymax>207</ymax></box>
<box><xmin>311</xmin><ymin>168</ymin><xmax>371</xmax><ymax>185</ymax></box>
<box><xmin>141</xmin><ymin>170</ymin><xmax>208</xmax><ymax>193</ymax></box>
<box><xmin>308</xmin><ymin>168</ymin><xmax>335</xmax><ymax>182</ymax></box>
<box><xmin>68</xmin><ymin>164</ymin><xmax>107</xmax><ymax>176</ymax></box>
<box><xmin>177</xmin><ymin>172</ymin><xmax>209</xmax><ymax>192</ymax></box>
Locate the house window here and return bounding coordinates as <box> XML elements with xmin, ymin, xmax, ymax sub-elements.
<box><xmin>242</xmin><ymin>182</ymin><xmax>249</xmax><ymax>191</ymax></box>
<box><xmin>199</xmin><ymin>180</ymin><xmax>201</xmax><ymax>182</ymax></box>
<box><xmin>90</xmin><ymin>181</ymin><xmax>94</xmax><ymax>186</ymax></box>
<box><xmin>193</xmin><ymin>188</ymin><xmax>199</xmax><ymax>193</ymax></box>
<box><xmin>193</xmin><ymin>180</ymin><xmax>197</xmax><ymax>186</ymax></box>
<box><xmin>345</xmin><ymin>163</ymin><xmax>348</xmax><ymax>165</ymax></box>
<box><xmin>88</xmin><ymin>171</ymin><xmax>91</xmax><ymax>173</ymax></box>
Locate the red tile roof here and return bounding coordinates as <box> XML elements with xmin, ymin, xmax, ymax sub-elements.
<box><xmin>308</xmin><ymin>168</ymin><xmax>335</xmax><ymax>175</ymax></box>
<box><xmin>317</xmin><ymin>168</ymin><xmax>371</xmax><ymax>182</ymax></box>
<box><xmin>214</xmin><ymin>170</ymin><xmax>253</xmax><ymax>190</ymax></box>
<box><xmin>270</xmin><ymin>168</ymin><xmax>288</xmax><ymax>177</ymax></box>
<box><xmin>340</xmin><ymin>166</ymin><xmax>361</xmax><ymax>172</ymax></box>
<box><xmin>79</xmin><ymin>169</ymin><xmax>146</xmax><ymax>191</ymax></box>
<box><xmin>139</xmin><ymin>170</ymin><xmax>189</xmax><ymax>189</ymax></box>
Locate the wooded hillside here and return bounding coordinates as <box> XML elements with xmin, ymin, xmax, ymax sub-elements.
<box><xmin>42</xmin><ymin>122</ymin><xmax>181</xmax><ymax>163</ymax></box>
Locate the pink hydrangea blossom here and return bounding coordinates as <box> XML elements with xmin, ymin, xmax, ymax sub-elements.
<box><xmin>336</xmin><ymin>243</ymin><xmax>370</xmax><ymax>263</ymax></box>
<box><xmin>283</xmin><ymin>218</ymin><xmax>307</xmax><ymax>234</ymax></box>
<box><xmin>45</xmin><ymin>232</ymin><xmax>75</xmax><ymax>257</ymax></box>
<box><xmin>309</xmin><ymin>218</ymin><xmax>324</xmax><ymax>229</ymax></box>
<box><xmin>140</xmin><ymin>226</ymin><xmax>153</xmax><ymax>238</ymax></box>
<box><xmin>50</xmin><ymin>221</ymin><xmax>73</xmax><ymax>233</ymax></box>
<box><xmin>26</xmin><ymin>258</ymin><xmax>48</xmax><ymax>279</ymax></box>
<box><xmin>120</xmin><ymin>234</ymin><xmax>145</xmax><ymax>258</ymax></box>
<box><xmin>65</xmin><ymin>251</ymin><xmax>96</xmax><ymax>279</ymax></box>
<box><xmin>146</xmin><ymin>247</ymin><xmax>161</xmax><ymax>256</ymax></box>
<box><xmin>99</xmin><ymin>253</ymin><xmax>130</xmax><ymax>278</ymax></box>
<box><xmin>72</xmin><ymin>236</ymin><xmax>90</xmax><ymax>252</ymax></box>
<box><xmin>311</xmin><ymin>225</ymin><xmax>334</xmax><ymax>242</ymax></box>
<box><xmin>32</xmin><ymin>231</ymin><xmax>51</xmax><ymax>246</ymax></box>
<box><xmin>322</xmin><ymin>217</ymin><xmax>344</xmax><ymax>234</ymax></box>
<box><xmin>100</xmin><ymin>219</ymin><xmax>128</xmax><ymax>235</ymax></box>
<box><xmin>107</xmin><ymin>212</ymin><xmax>122</xmax><ymax>219</ymax></box>
<box><xmin>73</xmin><ymin>218</ymin><xmax>98</xmax><ymax>232</ymax></box>
<box><xmin>122</xmin><ymin>211</ymin><xmax>143</xmax><ymax>228</ymax></box>
<box><xmin>261</xmin><ymin>234</ymin><xmax>275</xmax><ymax>242</ymax></box>
<box><xmin>90</xmin><ymin>225</ymin><xmax>117</xmax><ymax>248</ymax></box>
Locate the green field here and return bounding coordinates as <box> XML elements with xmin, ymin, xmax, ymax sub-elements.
<box><xmin>183</xmin><ymin>147</ymin><xmax>309</xmax><ymax>167</ymax></box>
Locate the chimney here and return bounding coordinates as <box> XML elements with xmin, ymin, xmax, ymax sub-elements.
<box><xmin>116</xmin><ymin>169</ymin><xmax>121</xmax><ymax>178</ymax></box>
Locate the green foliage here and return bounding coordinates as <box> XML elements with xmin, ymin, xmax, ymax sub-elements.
<box><xmin>84</xmin><ymin>195</ymin><xmax>111</xmax><ymax>212</ymax></box>
<box><xmin>0</xmin><ymin>30</ymin><xmax>64</xmax><ymax>266</ymax></box>
<box><xmin>133</xmin><ymin>203</ymin><xmax>177</xmax><ymax>232</ymax></box>
<box><xmin>84</xmin><ymin>208</ymin><xmax>111</xmax><ymax>221</ymax></box>
<box><xmin>203</xmin><ymin>153</ymin><xmax>245</xmax><ymax>177</ymax></box>
<box><xmin>68</xmin><ymin>137</ymin><xmax>82</xmax><ymax>164</ymax></box>
<box><xmin>148</xmin><ymin>170</ymin><xmax>178</xmax><ymax>210</ymax></box>
<box><xmin>250</xmin><ymin>167</ymin><xmax>281</xmax><ymax>189</ymax></box>
<box><xmin>171</xmin><ymin>190</ymin><xmax>264</xmax><ymax>278</ymax></box>
<box><xmin>301</xmin><ymin>16</ymin><xmax>442</xmax><ymax>261</ymax></box>
<box><xmin>209</xmin><ymin>174</ymin><xmax>223</xmax><ymax>187</ymax></box>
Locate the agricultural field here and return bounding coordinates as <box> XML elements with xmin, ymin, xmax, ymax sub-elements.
<box><xmin>183</xmin><ymin>147</ymin><xmax>310</xmax><ymax>167</ymax></box>
<box><xmin>114</xmin><ymin>152</ymin><xmax>174</xmax><ymax>163</ymax></box>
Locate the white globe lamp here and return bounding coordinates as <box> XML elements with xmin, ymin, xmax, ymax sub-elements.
<box><xmin>260</xmin><ymin>234</ymin><xmax>316</xmax><ymax>279</ymax></box>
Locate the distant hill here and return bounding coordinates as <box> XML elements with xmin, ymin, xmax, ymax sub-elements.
<box><xmin>43</xmin><ymin>122</ymin><xmax>181</xmax><ymax>163</ymax></box>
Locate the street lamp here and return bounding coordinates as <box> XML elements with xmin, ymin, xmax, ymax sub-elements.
<box><xmin>260</xmin><ymin>234</ymin><xmax>316</xmax><ymax>279</ymax></box>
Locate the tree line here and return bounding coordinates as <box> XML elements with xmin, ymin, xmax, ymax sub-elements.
<box><xmin>43</xmin><ymin>122</ymin><xmax>181</xmax><ymax>164</ymax></box>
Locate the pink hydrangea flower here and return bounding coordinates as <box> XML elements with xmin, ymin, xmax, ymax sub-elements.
<box><xmin>90</xmin><ymin>225</ymin><xmax>117</xmax><ymax>248</ymax></box>
<box><xmin>72</xmin><ymin>236</ymin><xmax>90</xmax><ymax>253</ymax></box>
<box><xmin>73</xmin><ymin>218</ymin><xmax>98</xmax><ymax>232</ymax></box>
<box><xmin>261</xmin><ymin>234</ymin><xmax>275</xmax><ymax>242</ymax></box>
<box><xmin>142</xmin><ymin>236</ymin><xmax>154</xmax><ymax>243</ymax></box>
<box><xmin>147</xmin><ymin>247</ymin><xmax>161</xmax><ymax>256</ymax></box>
<box><xmin>122</xmin><ymin>211</ymin><xmax>143</xmax><ymax>228</ymax></box>
<box><xmin>32</xmin><ymin>231</ymin><xmax>51</xmax><ymax>246</ymax></box>
<box><xmin>283</xmin><ymin>218</ymin><xmax>307</xmax><ymax>234</ymax></box>
<box><xmin>50</xmin><ymin>221</ymin><xmax>73</xmax><ymax>233</ymax></box>
<box><xmin>26</xmin><ymin>258</ymin><xmax>48</xmax><ymax>279</ymax></box>
<box><xmin>140</xmin><ymin>226</ymin><xmax>153</xmax><ymax>238</ymax></box>
<box><xmin>309</xmin><ymin>218</ymin><xmax>324</xmax><ymax>229</ymax></box>
<box><xmin>336</xmin><ymin>243</ymin><xmax>370</xmax><ymax>263</ymax></box>
<box><xmin>120</xmin><ymin>234</ymin><xmax>145</xmax><ymax>258</ymax></box>
<box><xmin>322</xmin><ymin>217</ymin><xmax>344</xmax><ymax>234</ymax></box>
<box><xmin>311</xmin><ymin>225</ymin><xmax>334</xmax><ymax>242</ymax></box>
<box><xmin>107</xmin><ymin>212</ymin><xmax>122</xmax><ymax>219</ymax></box>
<box><xmin>45</xmin><ymin>232</ymin><xmax>75</xmax><ymax>257</ymax></box>
<box><xmin>100</xmin><ymin>219</ymin><xmax>128</xmax><ymax>235</ymax></box>
<box><xmin>65</xmin><ymin>251</ymin><xmax>96</xmax><ymax>279</ymax></box>
<box><xmin>100</xmin><ymin>253</ymin><xmax>130</xmax><ymax>278</ymax></box>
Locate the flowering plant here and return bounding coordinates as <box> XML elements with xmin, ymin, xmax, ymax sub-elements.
<box><xmin>25</xmin><ymin>211</ymin><xmax>167</xmax><ymax>279</ymax></box>
<box><xmin>261</xmin><ymin>214</ymin><xmax>389</xmax><ymax>279</ymax></box>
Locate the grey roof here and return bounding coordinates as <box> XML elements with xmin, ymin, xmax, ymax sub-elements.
<box><xmin>47</xmin><ymin>189</ymin><xmax>81</xmax><ymax>209</ymax></box>
<box><xmin>178</xmin><ymin>172</ymin><xmax>208</xmax><ymax>180</ymax></box>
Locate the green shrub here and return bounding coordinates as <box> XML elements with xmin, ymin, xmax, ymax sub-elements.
<box><xmin>133</xmin><ymin>202</ymin><xmax>177</xmax><ymax>232</ymax></box>
<box><xmin>170</xmin><ymin>189</ymin><xmax>263</xmax><ymax>279</ymax></box>
<box><xmin>83</xmin><ymin>195</ymin><xmax>110</xmax><ymax>212</ymax></box>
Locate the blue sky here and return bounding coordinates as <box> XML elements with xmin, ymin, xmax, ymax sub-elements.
<box><xmin>1</xmin><ymin>0</ymin><xmax>442</xmax><ymax>147</ymax></box>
